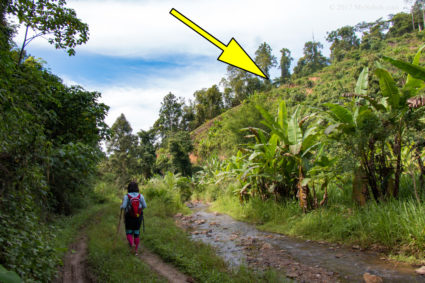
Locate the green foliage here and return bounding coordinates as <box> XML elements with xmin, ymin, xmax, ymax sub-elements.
<box><xmin>156</xmin><ymin>131</ymin><xmax>193</xmax><ymax>176</ymax></box>
<box><xmin>254</xmin><ymin>42</ymin><xmax>277</xmax><ymax>78</ymax></box>
<box><xmin>193</xmin><ymin>84</ymin><xmax>224</xmax><ymax>127</ymax></box>
<box><xmin>278</xmin><ymin>48</ymin><xmax>292</xmax><ymax>84</ymax></box>
<box><xmin>411</xmin><ymin>0</ymin><xmax>425</xmax><ymax>31</ymax></box>
<box><xmin>135</xmin><ymin>130</ymin><xmax>157</xmax><ymax>179</ymax></box>
<box><xmin>106</xmin><ymin>114</ymin><xmax>137</xmax><ymax>188</ymax></box>
<box><xmin>105</xmin><ymin>116</ymin><xmax>158</xmax><ymax>185</ymax></box>
<box><xmin>356</xmin><ymin>19</ymin><xmax>388</xmax><ymax>51</ymax></box>
<box><xmin>7</xmin><ymin>0</ymin><xmax>89</xmax><ymax>62</ymax></box>
<box><xmin>153</xmin><ymin>92</ymin><xmax>185</xmax><ymax>140</ymax></box>
<box><xmin>0</xmin><ymin>8</ymin><xmax>109</xmax><ymax>280</ymax></box>
<box><xmin>293</xmin><ymin>41</ymin><xmax>329</xmax><ymax>77</ymax></box>
<box><xmin>388</xmin><ymin>13</ymin><xmax>414</xmax><ymax>37</ymax></box>
<box><xmin>0</xmin><ymin>265</ymin><xmax>21</xmax><ymax>283</ymax></box>
<box><xmin>326</xmin><ymin>26</ymin><xmax>360</xmax><ymax>62</ymax></box>
<box><xmin>0</xmin><ymin>192</ymin><xmax>57</xmax><ymax>282</ymax></box>
<box><xmin>221</xmin><ymin>65</ymin><xmax>264</xmax><ymax>106</ymax></box>
<box><xmin>0</xmin><ymin>190</ymin><xmax>106</xmax><ymax>282</ymax></box>
<box><xmin>219</xmin><ymin>42</ymin><xmax>276</xmax><ymax>107</ymax></box>
<box><xmin>324</xmin><ymin>44</ymin><xmax>425</xmax><ymax>200</ymax></box>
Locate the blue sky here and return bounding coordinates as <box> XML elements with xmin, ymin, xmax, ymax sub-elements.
<box><xmin>14</xmin><ymin>0</ymin><xmax>407</xmax><ymax>132</ymax></box>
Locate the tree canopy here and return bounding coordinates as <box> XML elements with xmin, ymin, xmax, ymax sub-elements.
<box><xmin>293</xmin><ymin>41</ymin><xmax>328</xmax><ymax>77</ymax></box>
<box><xmin>7</xmin><ymin>0</ymin><xmax>89</xmax><ymax>63</ymax></box>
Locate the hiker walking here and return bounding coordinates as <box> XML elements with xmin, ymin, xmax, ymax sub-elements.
<box><xmin>120</xmin><ymin>181</ymin><xmax>147</xmax><ymax>255</ymax></box>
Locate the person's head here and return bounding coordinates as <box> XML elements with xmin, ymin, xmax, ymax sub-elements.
<box><xmin>127</xmin><ymin>181</ymin><xmax>139</xmax><ymax>193</ymax></box>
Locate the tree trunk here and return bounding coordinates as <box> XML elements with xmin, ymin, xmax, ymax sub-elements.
<box><xmin>415</xmin><ymin>146</ymin><xmax>425</xmax><ymax>193</ymax></box>
<box><xmin>312</xmin><ymin>182</ymin><xmax>318</xmax><ymax>209</ymax></box>
<box><xmin>412</xmin><ymin>11</ymin><xmax>416</xmax><ymax>31</ymax></box>
<box><xmin>393</xmin><ymin>133</ymin><xmax>402</xmax><ymax>198</ymax></box>
<box><xmin>423</xmin><ymin>7</ymin><xmax>425</xmax><ymax>30</ymax></box>
<box><xmin>18</xmin><ymin>24</ymin><xmax>29</xmax><ymax>65</ymax></box>
<box><xmin>297</xmin><ymin>165</ymin><xmax>310</xmax><ymax>213</ymax></box>
<box><xmin>411</xmin><ymin>172</ymin><xmax>421</xmax><ymax>203</ymax></box>
<box><xmin>362</xmin><ymin>139</ymin><xmax>380</xmax><ymax>201</ymax></box>
<box><xmin>352</xmin><ymin>167</ymin><xmax>368</xmax><ymax>205</ymax></box>
<box><xmin>320</xmin><ymin>181</ymin><xmax>328</xmax><ymax>207</ymax></box>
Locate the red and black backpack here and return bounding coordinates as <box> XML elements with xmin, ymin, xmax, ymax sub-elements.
<box><xmin>125</xmin><ymin>194</ymin><xmax>142</xmax><ymax>218</ymax></box>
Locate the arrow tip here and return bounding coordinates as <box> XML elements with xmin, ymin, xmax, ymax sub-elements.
<box><xmin>218</xmin><ymin>38</ymin><xmax>268</xmax><ymax>79</ymax></box>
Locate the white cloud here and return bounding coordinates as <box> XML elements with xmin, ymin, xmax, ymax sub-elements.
<box><xmin>24</xmin><ymin>0</ymin><xmax>405</xmax><ymax>60</ymax></box>
<box><xmin>89</xmin><ymin>61</ymin><xmax>226</xmax><ymax>132</ymax></box>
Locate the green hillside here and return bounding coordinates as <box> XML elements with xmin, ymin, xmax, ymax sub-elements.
<box><xmin>191</xmin><ymin>32</ymin><xmax>425</xmax><ymax>161</ymax></box>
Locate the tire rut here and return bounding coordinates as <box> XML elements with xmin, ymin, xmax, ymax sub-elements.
<box><xmin>137</xmin><ymin>248</ymin><xmax>193</xmax><ymax>283</ymax></box>
<box><xmin>58</xmin><ymin>234</ymin><xmax>91</xmax><ymax>283</ymax></box>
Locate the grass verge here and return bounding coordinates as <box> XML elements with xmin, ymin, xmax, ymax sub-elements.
<box><xmin>53</xmin><ymin>204</ymin><xmax>106</xmax><ymax>261</ymax></box>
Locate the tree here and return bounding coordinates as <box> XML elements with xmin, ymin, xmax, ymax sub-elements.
<box><xmin>411</xmin><ymin>0</ymin><xmax>425</xmax><ymax>31</ymax></box>
<box><xmin>254</xmin><ymin>42</ymin><xmax>277</xmax><ymax>79</ymax></box>
<box><xmin>156</xmin><ymin>131</ymin><xmax>193</xmax><ymax>176</ymax></box>
<box><xmin>135</xmin><ymin>129</ymin><xmax>156</xmax><ymax>179</ymax></box>
<box><xmin>356</xmin><ymin>19</ymin><xmax>388</xmax><ymax>51</ymax></box>
<box><xmin>388</xmin><ymin>12</ymin><xmax>414</xmax><ymax>37</ymax></box>
<box><xmin>168</xmin><ymin>131</ymin><xmax>193</xmax><ymax>176</ymax></box>
<box><xmin>293</xmin><ymin>41</ymin><xmax>328</xmax><ymax>77</ymax></box>
<box><xmin>326</xmin><ymin>26</ymin><xmax>359</xmax><ymax>62</ymax></box>
<box><xmin>107</xmin><ymin>114</ymin><xmax>135</xmax><ymax>154</ymax></box>
<box><xmin>222</xmin><ymin>86</ymin><xmax>234</xmax><ymax>109</ymax></box>
<box><xmin>193</xmin><ymin>84</ymin><xmax>224</xmax><ymax>127</ymax></box>
<box><xmin>153</xmin><ymin>92</ymin><xmax>183</xmax><ymax>140</ymax></box>
<box><xmin>279</xmin><ymin>48</ymin><xmax>292</xmax><ymax>83</ymax></box>
<box><xmin>181</xmin><ymin>101</ymin><xmax>196</xmax><ymax>131</ymax></box>
<box><xmin>107</xmin><ymin>114</ymin><xmax>137</xmax><ymax>188</ymax></box>
<box><xmin>7</xmin><ymin>0</ymin><xmax>89</xmax><ymax>64</ymax></box>
<box><xmin>222</xmin><ymin>65</ymin><xmax>264</xmax><ymax>106</ymax></box>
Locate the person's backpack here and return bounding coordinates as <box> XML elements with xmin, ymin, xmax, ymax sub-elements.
<box><xmin>125</xmin><ymin>194</ymin><xmax>142</xmax><ymax>218</ymax></box>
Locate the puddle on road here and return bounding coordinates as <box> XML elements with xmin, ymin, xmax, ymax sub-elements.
<box><xmin>185</xmin><ymin>203</ymin><xmax>425</xmax><ymax>283</ymax></box>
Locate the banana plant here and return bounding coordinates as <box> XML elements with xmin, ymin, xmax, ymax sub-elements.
<box><xmin>256</xmin><ymin>101</ymin><xmax>322</xmax><ymax>212</ymax></box>
<box><xmin>240</xmin><ymin>127</ymin><xmax>294</xmax><ymax>200</ymax></box>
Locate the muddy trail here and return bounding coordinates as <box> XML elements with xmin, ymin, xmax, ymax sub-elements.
<box><xmin>58</xmin><ymin>234</ymin><xmax>91</xmax><ymax>283</ymax></box>
<box><xmin>138</xmin><ymin>248</ymin><xmax>194</xmax><ymax>283</ymax></box>
<box><xmin>176</xmin><ymin>202</ymin><xmax>425</xmax><ymax>283</ymax></box>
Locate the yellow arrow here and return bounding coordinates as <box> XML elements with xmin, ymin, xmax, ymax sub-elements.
<box><xmin>170</xmin><ymin>8</ymin><xmax>267</xmax><ymax>79</ymax></box>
